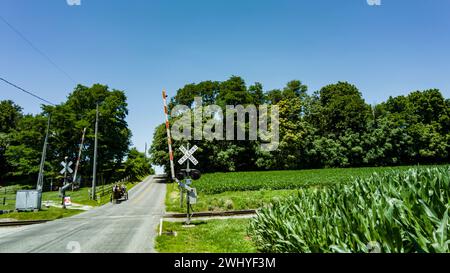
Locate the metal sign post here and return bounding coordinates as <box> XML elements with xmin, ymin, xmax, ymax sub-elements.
<box><xmin>60</xmin><ymin>156</ymin><xmax>73</xmax><ymax>209</ymax></box>
<box><xmin>178</xmin><ymin>144</ymin><xmax>199</xmax><ymax>225</ymax></box>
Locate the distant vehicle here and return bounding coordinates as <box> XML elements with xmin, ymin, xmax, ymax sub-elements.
<box><xmin>154</xmin><ymin>173</ymin><xmax>169</xmax><ymax>183</ymax></box>
<box><xmin>110</xmin><ymin>184</ymin><xmax>128</xmax><ymax>204</ymax></box>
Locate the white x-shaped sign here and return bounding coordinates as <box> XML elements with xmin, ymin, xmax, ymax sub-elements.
<box><xmin>60</xmin><ymin>161</ymin><xmax>73</xmax><ymax>174</ymax></box>
<box><xmin>178</xmin><ymin>145</ymin><xmax>198</xmax><ymax>165</ymax></box>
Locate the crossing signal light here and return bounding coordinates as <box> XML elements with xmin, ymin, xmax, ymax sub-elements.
<box><xmin>176</xmin><ymin>169</ymin><xmax>201</xmax><ymax>181</ymax></box>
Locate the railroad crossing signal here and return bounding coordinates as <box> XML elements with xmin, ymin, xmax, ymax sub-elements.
<box><xmin>178</xmin><ymin>145</ymin><xmax>198</xmax><ymax>165</ymax></box>
<box><xmin>176</xmin><ymin>144</ymin><xmax>200</xmax><ymax>225</ymax></box>
<box><xmin>60</xmin><ymin>161</ymin><xmax>73</xmax><ymax>175</ymax></box>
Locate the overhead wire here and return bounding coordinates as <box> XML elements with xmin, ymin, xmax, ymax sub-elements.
<box><xmin>0</xmin><ymin>14</ymin><xmax>76</xmax><ymax>84</ymax></box>
<box><xmin>0</xmin><ymin>77</ymin><xmax>56</xmax><ymax>106</ymax></box>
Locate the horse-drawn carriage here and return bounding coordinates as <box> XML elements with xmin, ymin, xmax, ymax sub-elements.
<box><xmin>110</xmin><ymin>184</ymin><xmax>128</xmax><ymax>204</ymax></box>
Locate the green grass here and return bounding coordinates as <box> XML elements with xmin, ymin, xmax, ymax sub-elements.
<box><xmin>42</xmin><ymin>180</ymin><xmax>140</xmax><ymax>207</ymax></box>
<box><xmin>42</xmin><ymin>187</ymin><xmax>99</xmax><ymax>207</ymax></box>
<box><xmin>0</xmin><ymin>177</ymin><xmax>145</xmax><ymax>221</ymax></box>
<box><xmin>193</xmin><ymin>165</ymin><xmax>431</xmax><ymax>194</ymax></box>
<box><xmin>166</xmin><ymin>182</ymin><xmax>299</xmax><ymax>213</ymax></box>
<box><xmin>156</xmin><ymin>219</ymin><xmax>256</xmax><ymax>253</ymax></box>
<box><xmin>0</xmin><ymin>185</ymin><xmax>32</xmax><ymax>211</ymax></box>
<box><xmin>0</xmin><ymin>206</ymin><xmax>83</xmax><ymax>221</ymax></box>
<box><xmin>0</xmin><ymin>193</ymin><xmax>18</xmax><ymax>211</ymax></box>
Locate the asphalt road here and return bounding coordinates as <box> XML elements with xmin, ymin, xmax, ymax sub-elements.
<box><xmin>0</xmin><ymin>176</ymin><xmax>166</xmax><ymax>253</ymax></box>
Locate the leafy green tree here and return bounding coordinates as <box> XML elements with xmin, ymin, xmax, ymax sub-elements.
<box><xmin>306</xmin><ymin>136</ymin><xmax>348</xmax><ymax>168</ymax></box>
<box><xmin>4</xmin><ymin>114</ymin><xmax>48</xmax><ymax>182</ymax></box>
<box><xmin>265</xmin><ymin>89</ymin><xmax>283</xmax><ymax>104</ymax></box>
<box><xmin>362</xmin><ymin>117</ymin><xmax>413</xmax><ymax>166</ymax></box>
<box><xmin>377</xmin><ymin>89</ymin><xmax>450</xmax><ymax>164</ymax></box>
<box><xmin>124</xmin><ymin>148</ymin><xmax>154</xmax><ymax>180</ymax></box>
<box><xmin>45</xmin><ymin>84</ymin><xmax>132</xmax><ymax>182</ymax></box>
<box><xmin>150</xmin><ymin>77</ymin><xmax>450</xmax><ymax>174</ymax></box>
<box><xmin>283</xmin><ymin>80</ymin><xmax>308</xmax><ymax>99</ymax></box>
<box><xmin>0</xmin><ymin>100</ymin><xmax>23</xmax><ymax>181</ymax></box>
<box><xmin>309</xmin><ymin>82</ymin><xmax>371</xmax><ymax>136</ymax></box>
<box><xmin>248</xmin><ymin>82</ymin><xmax>265</xmax><ymax>105</ymax></box>
<box><xmin>0</xmin><ymin>100</ymin><xmax>22</xmax><ymax>133</ymax></box>
<box><xmin>172</xmin><ymin>80</ymin><xmax>220</xmax><ymax>107</ymax></box>
<box><xmin>2</xmin><ymin>84</ymin><xmax>132</xmax><ymax>185</ymax></box>
<box><xmin>271</xmin><ymin>97</ymin><xmax>304</xmax><ymax>169</ymax></box>
<box><xmin>149</xmin><ymin>123</ymin><xmax>172</xmax><ymax>173</ymax></box>
<box><xmin>408</xmin><ymin>89</ymin><xmax>449</xmax><ymax>129</ymax></box>
<box><xmin>217</xmin><ymin>76</ymin><xmax>252</xmax><ymax>106</ymax></box>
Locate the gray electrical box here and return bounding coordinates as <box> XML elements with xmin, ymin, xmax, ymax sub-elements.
<box><xmin>188</xmin><ymin>188</ymin><xmax>197</xmax><ymax>204</ymax></box>
<box><xmin>15</xmin><ymin>190</ymin><xmax>42</xmax><ymax>211</ymax></box>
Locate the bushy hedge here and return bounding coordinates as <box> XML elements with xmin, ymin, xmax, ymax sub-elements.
<box><xmin>249</xmin><ymin>167</ymin><xmax>450</xmax><ymax>253</ymax></box>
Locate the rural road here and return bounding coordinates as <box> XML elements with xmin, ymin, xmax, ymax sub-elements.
<box><xmin>0</xmin><ymin>176</ymin><xmax>166</xmax><ymax>253</ymax></box>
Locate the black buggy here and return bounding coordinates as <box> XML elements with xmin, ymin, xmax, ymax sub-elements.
<box><xmin>110</xmin><ymin>184</ymin><xmax>128</xmax><ymax>204</ymax></box>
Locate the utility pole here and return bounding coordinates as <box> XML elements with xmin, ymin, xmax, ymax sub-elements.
<box><xmin>144</xmin><ymin>142</ymin><xmax>148</xmax><ymax>159</ymax></box>
<box><xmin>72</xmin><ymin>128</ymin><xmax>87</xmax><ymax>191</ymax></box>
<box><xmin>37</xmin><ymin>114</ymin><xmax>51</xmax><ymax>192</ymax></box>
<box><xmin>185</xmin><ymin>143</ymin><xmax>191</xmax><ymax>224</ymax></box>
<box><xmin>91</xmin><ymin>103</ymin><xmax>99</xmax><ymax>200</ymax></box>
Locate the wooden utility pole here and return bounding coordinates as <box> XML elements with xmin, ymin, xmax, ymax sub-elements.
<box><xmin>91</xmin><ymin>104</ymin><xmax>99</xmax><ymax>200</ymax></box>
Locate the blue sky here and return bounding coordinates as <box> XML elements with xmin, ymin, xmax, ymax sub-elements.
<box><xmin>1</xmin><ymin>0</ymin><xmax>450</xmax><ymax>155</ymax></box>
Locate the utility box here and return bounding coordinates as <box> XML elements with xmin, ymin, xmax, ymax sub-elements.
<box><xmin>15</xmin><ymin>190</ymin><xmax>42</xmax><ymax>211</ymax></box>
<box><xmin>188</xmin><ymin>188</ymin><xmax>197</xmax><ymax>204</ymax></box>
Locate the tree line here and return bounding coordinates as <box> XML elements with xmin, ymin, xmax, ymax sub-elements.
<box><xmin>0</xmin><ymin>84</ymin><xmax>154</xmax><ymax>186</ymax></box>
<box><xmin>150</xmin><ymin>76</ymin><xmax>450</xmax><ymax>173</ymax></box>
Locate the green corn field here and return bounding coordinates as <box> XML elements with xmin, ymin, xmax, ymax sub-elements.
<box><xmin>194</xmin><ymin>166</ymin><xmax>426</xmax><ymax>194</ymax></box>
<box><xmin>249</xmin><ymin>166</ymin><xmax>450</xmax><ymax>253</ymax></box>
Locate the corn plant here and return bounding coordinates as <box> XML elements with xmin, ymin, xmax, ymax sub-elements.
<box><xmin>249</xmin><ymin>167</ymin><xmax>450</xmax><ymax>253</ymax></box>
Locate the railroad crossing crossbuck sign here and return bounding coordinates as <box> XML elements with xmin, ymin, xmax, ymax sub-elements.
<box><xmin>178</xmin><ymin>145</ymin><xmax>198</xmax><ymax>165</ymax></box>
<box><xmin>60</xmin><ymin>161</ymin><xmax>74</xmax><ymax>175</ymax></box>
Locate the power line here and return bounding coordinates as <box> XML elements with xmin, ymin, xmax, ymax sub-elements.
<box><xmin>0</xmin><ymin>77</ymin><xmax>56</xmax><ymax>106</ymax></box>
<box><xmin>0</xmin><ymin>14</ymin><xmax>76</xmax><ymax>84</ymax></box>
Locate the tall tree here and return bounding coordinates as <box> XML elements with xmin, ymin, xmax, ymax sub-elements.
<box><xmin>283</xmin><ymin>80</ymin><xmax>308</xmax><ymax>99</ymax></box>
<box><xmin>124</xmin><ymin>148</ymin><xmax>154</xmax><ymax>180</ymax></box>
<box><xmin>4</xmin><ymin>114</ymin><xmax>47</xmax><ymax>182</ymax></box>
<box><xmin>309</xmin><ymin>82</ymin><xmax>371</xmax><ymax>136</ymax></box>
<box><xmin>248</xmin><ymin>82</ymin><xmax>265</xmax><ymax>105</ymax></box>
<box><xmin>0</xmin><ymin>100</ymin><xmax>22</xmax><ymax>133</ymax></box>
<box><xmin>0</xmin><ymin>100</ymin><xmax>23</xmax><ymax>181</ymax></box>
<box><xmin>217</xmin><ymin>76</ymin><xmax>252</xmax><ymax>106</ymax></box>
<box><xmin>45</xmin><ymin>84</ymin><xmax>132</xmax><ymax>181</ymax></box>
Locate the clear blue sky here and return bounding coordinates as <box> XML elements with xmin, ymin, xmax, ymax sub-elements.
<box><xmin>1</xmin><ymin>0</ymin><xmax>450</xmax><ymax>155</ymax></box>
